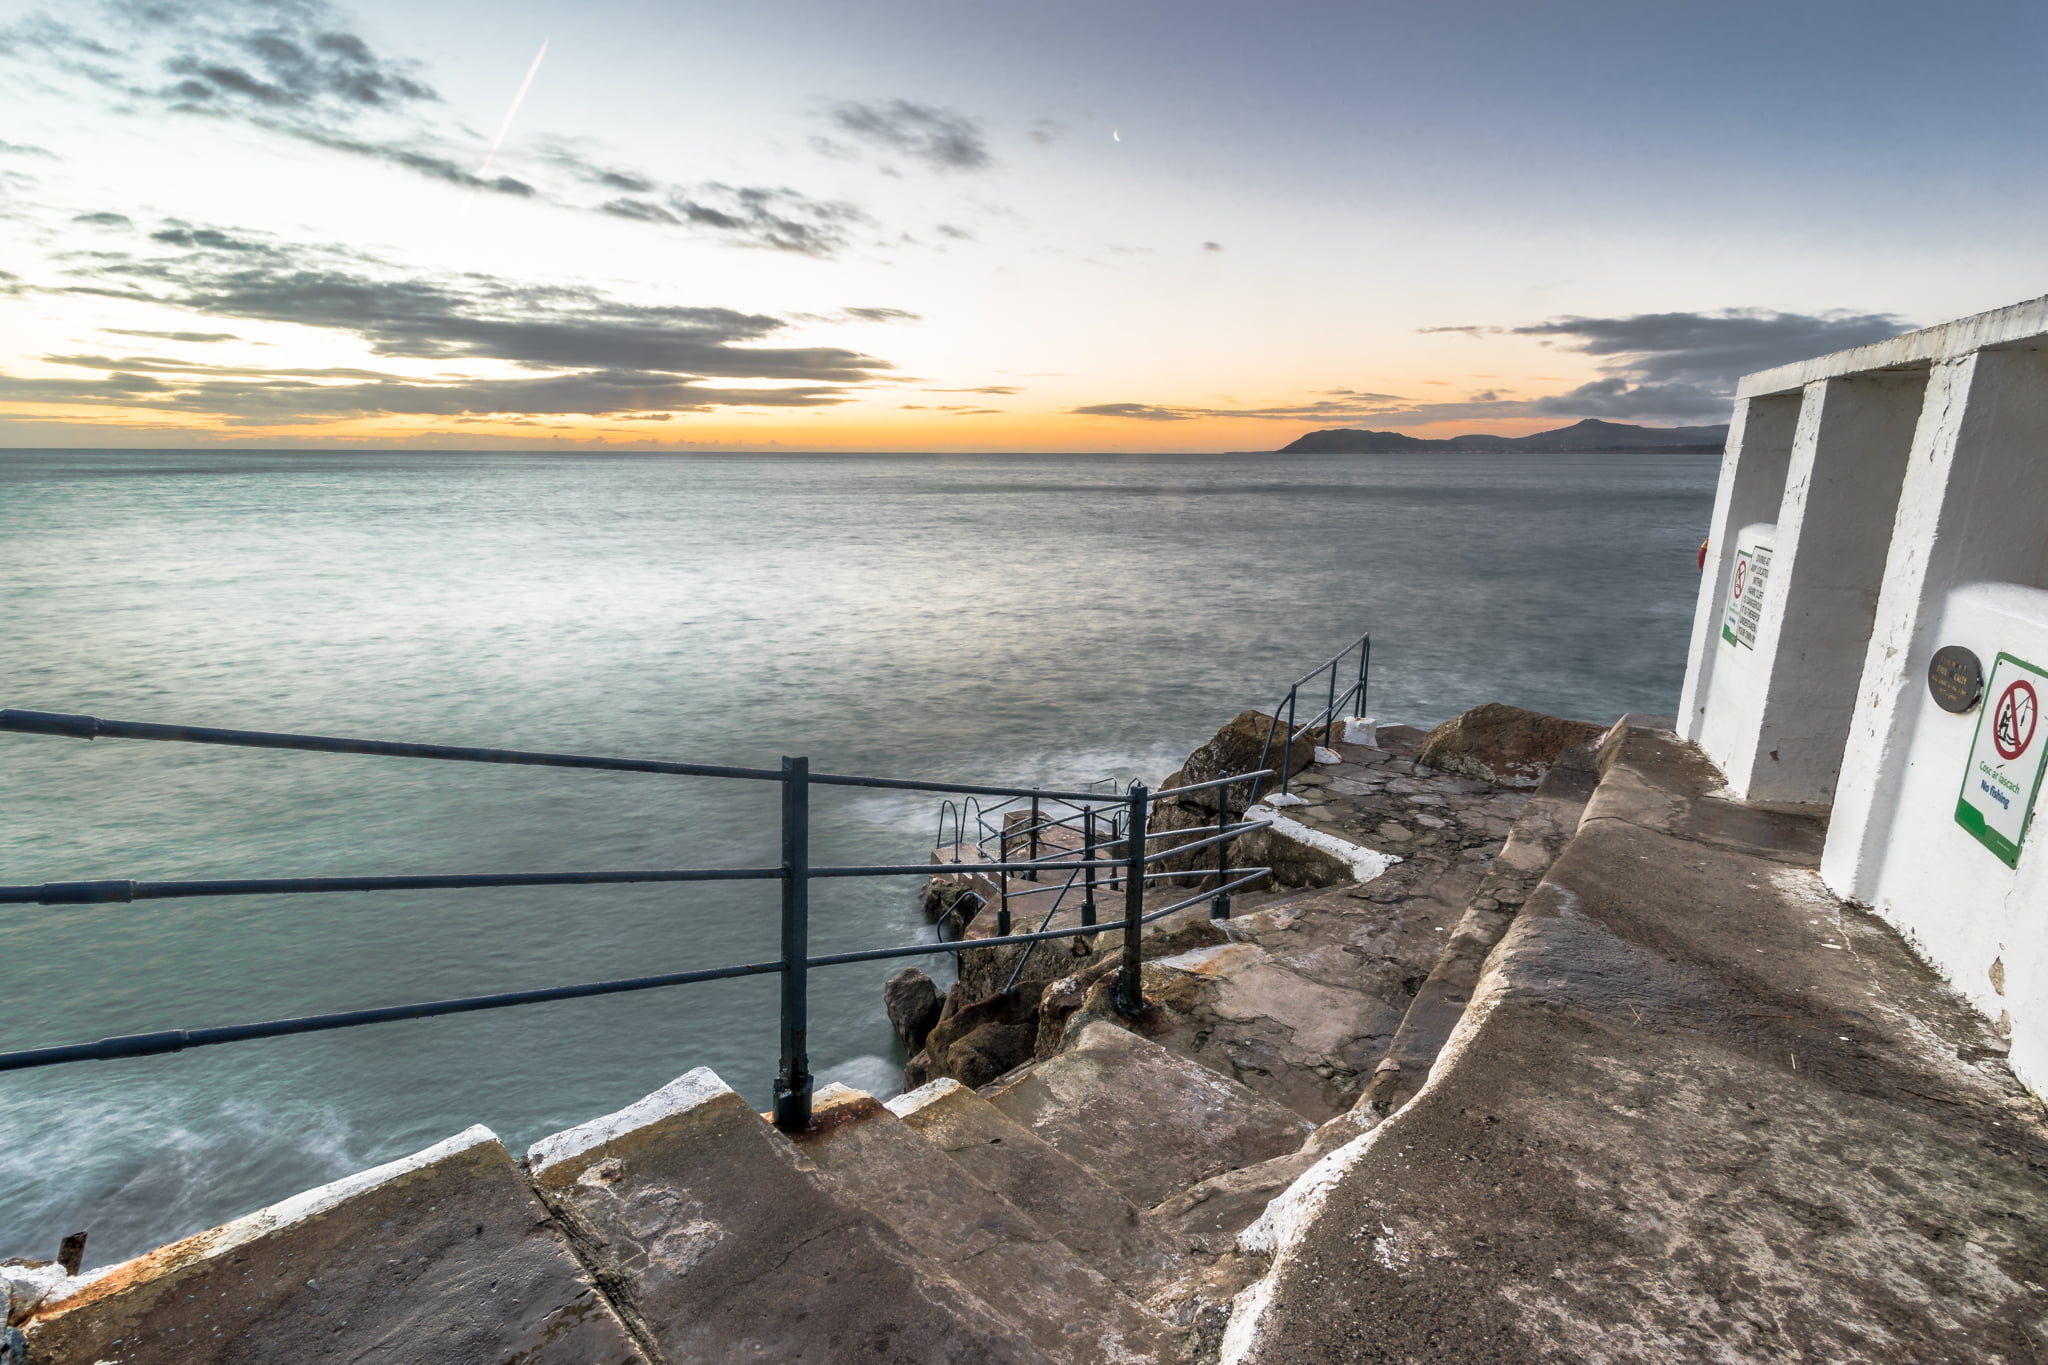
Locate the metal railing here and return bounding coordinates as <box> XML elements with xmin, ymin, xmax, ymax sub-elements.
<box><xmin>0</xmin><ymin>708</ymin><xmax>1271</xmax><ymax>1131</ymax></box>
<box><xmin>1257</xmin><ymin>631</ymin><xmax>1371</xmax><ymax>801</ymax></box>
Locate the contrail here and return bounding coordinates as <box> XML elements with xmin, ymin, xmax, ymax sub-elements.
<box><xmin>477</xmin><ymin>39</ymin><xmax>549</xmax><ymax>180</ymax></box>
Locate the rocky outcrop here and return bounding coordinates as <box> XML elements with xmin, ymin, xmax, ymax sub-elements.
<box><xmin>884</xmin><ymin>967</ymin><xmax>943</xmax><ymax>1052</ymax></box>
<box><xmin>1414</xmin><ymin>701</ymin><xmax>1605</xmax><ymax>787</ymax></box>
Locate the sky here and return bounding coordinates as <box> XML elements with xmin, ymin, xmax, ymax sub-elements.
<box><xmin>2</xmin><ymin>0</ymin><xmax>2046</xmax><ymax>452</ymax></box>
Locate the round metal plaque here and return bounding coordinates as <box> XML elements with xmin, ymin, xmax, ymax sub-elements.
<box><xmin>1928</xmin><ymin>645</ymin><xmax>1985</xmax><ymax>714</ymax></box>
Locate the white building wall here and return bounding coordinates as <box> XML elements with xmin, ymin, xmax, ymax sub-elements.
<box><xmin>1680</xmin><ymin>296</ymin><xmax>2048</xmax><ymax>1095</ymax></box>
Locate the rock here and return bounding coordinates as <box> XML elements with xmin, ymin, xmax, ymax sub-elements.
<box><xmin>883</xmin><ymin>967</ymin><xmax>943</xmax><ymax>1051</ymax></box>
<box><xmin>1172</xmin><ymin>710</ymin><xmax>1318</xmax><ymax>810</ymax></box>
<box><xmin>1415</xmin><ymin>702</ymin><xmax>1605</xmax><ymax>788</ymax></box>
<box><xmin>920</xmin><ymin>987</ymin><xmax>1042</xmax><ymax>1089</ymax></box>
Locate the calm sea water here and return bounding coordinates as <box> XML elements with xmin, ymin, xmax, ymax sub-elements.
<box><xmin>0</xmin><ymin>448</ymin><xmax>1716</xmax><ymax>1265</ymax></box>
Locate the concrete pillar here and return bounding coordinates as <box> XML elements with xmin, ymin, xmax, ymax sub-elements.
<box><xmin>1823</xmin><ymin>348</ymin><xmax>2048</xmax><ymax>906</ymax></box>
<box><xmin>1678</xmin><ymin>393</ymin><xmax>1800</xmax><ymax>742</ymax></box>
<box><xmin>1711</xmin><ymin>372</ymin><xmax>1926</xmax><ymax>802</ymax></box>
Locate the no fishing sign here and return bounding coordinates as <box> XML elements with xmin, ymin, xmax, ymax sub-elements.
<box><xmin>1956</xmin><ymin>652</ymin><xmax>2048</xmax><ymax>867</ymax></box>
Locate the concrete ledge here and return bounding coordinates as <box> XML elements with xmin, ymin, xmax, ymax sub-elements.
<box><xmin>1737</xmin><ymin>291</ymin><xmax>2048</xmax><ymax>396</ymax></box>
<box><xmin>1221</xmin><ymin>724</ymin><xmax>2048</xmax><ymax>1363</ymax></box>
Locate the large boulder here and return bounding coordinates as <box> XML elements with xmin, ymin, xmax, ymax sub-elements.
<box><xmin>1172</xmin><ymin>709</ymin><xmax>1319</xmax><ymax>811</ymax></box>
<box><xmin>1416</xmin><ymin>703</ymin><xmax>1605</xmax><ymax>788</ymax></box>
<box><xmin>884</xmin><ymin>967</ymin><xmax>943</xmax><ymax>1052</ymax></box>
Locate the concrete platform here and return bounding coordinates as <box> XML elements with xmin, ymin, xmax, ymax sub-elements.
<box><xmin>24</xmin><ymin>1127</ymin><xmax>645</xmax><ymax>1365</ymax></box>
<box><xmin>1224</xmin><ymin>724</ymin><xmax>2048</xmax><ymax>1364</ymax></box>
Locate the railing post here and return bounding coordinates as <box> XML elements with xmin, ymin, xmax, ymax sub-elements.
<box><xmin>773</xmin><ymin>755</ymin><xmax>813</xmax><ymax>1132</ymax></box>
<box><xmin>1280</xmin><ymin>687</ymin><xmax>1298</xmax><ymax>797</ymax></box>
<box><xmin>1211</xmin><ymin>782</ymin><xmax>1233</xmax><ymax>920</ymax></box>
<box><xmin>1116</xmin><ymin>783</ymin><xmax>1149</xmax><ymax>1016</ymax></box>
<box><xmin>1359</xmin><ymin>635</ymin><xmax>1370</xmax><ymax>727</ymax></box>
<box><xmin>1324</xmin><ymin>662</ymin><xmax>1338</xmax><ymax>748</ymax></box>
<box><xmin>1026</xmin><ymin>797</ymin><xmax>1040</xmax><ymax>881</ymax></box>
<box><xmin>1080</xmin><ymin>806</ymin><xmax>1098</xmax><ymax>928</ymax></box>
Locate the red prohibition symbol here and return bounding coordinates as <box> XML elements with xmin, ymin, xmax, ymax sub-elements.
<box><xmin>1731</xmin><ymin>560</ymin><xmax>1748</xmax><ymax>600</ymax></box>
<box><xmin>1993</xmin><ymin>678</ymin><xmax>2038</xmax><ymax>762</ymax></box>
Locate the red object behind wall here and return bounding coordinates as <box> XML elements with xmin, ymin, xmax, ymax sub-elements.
<box><xmin>1698</xmin><ymin>539</ymin><xmax>1709</xmax><ymax>571</ymax></box>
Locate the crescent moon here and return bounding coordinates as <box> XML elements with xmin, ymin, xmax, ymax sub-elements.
<box><xmin>1112</xmin><ymin>129</ymin><xmax>1120</xmax><ymax>142</ymax></box>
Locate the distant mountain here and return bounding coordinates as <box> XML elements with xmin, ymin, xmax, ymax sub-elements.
<box><xmin>1276</xmin><ymin>419</ymin><xmax>1728</xmax><ymax>455</ymax></box>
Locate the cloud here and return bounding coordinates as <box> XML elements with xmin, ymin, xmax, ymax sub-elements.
<box><xmin>73</xmin><ymin>211</ymin><xmax>133</xmax><ymax>227</ymax></box>
<box><xmin>925</xmin><ymin>384</ymin><xmax>1019</xmax><ymax>394</ymax></box>
<box><xmin>0</xmin><ymin>139</ymin><xmax>55</xmax><ymax>156</ymax></box>
<box><xmin>843</xmin><ymin>307</ymin><xmax>921</xmax><ymax>323</ymax></box>
<box><xmin>1509</xmin><ymin>309</ymin><xmax>1911</xmax><ymax>421</ymax></box>
<box><xmin>149</xmin><ymin>222</ymin><xmax>275</xmax><ymax>250</ymax></box>
<box><xmin>1026</xmin><ymin>119</ymin><xmax>1064</xmax><ymax>147</ymax></box>
<box><xmin>16</xmin><ymin>224</ymin><xmax>897</xmax><ymax>424</ymax></box>
<box><xmin>1416</xmin><ymin>324</ymin><xmax>1501</xmax><ymax>337</ymax></box>
<box><xmin>2</xmin><ymin>3</ymin><xmax>880</xmax><ymax>255</ymax></box>
<box><xmin>101</xmin><ymin>327</ymin><xmax>240</xmax><ymax>342</ymax></box>
<box><xmin>825</xmin><ymin>99</ymin><xmax>991</xmax><ymax>172</ymax></box>
<box><xmin>1202</xmin><ymin>241</ymin><xmax>1223</xmax><ymax>252</ymax></box>
<box><xmin>1068</xmin><ymin>391</ymin><xmax>1526</xmax><ymax>427</ymax></box>
<box><xmin>934</xmin><ymin>223</ymin><xmax>974</xmax><ymax>241</ymax></box>
<box><xmin>124</xmin><ymin>0</ymin><xmax>438</xmax><ymax>120</ymax></box>
<box><xmin>1069</xmin><ymin>402</ymin><xmax>1196</xmax><ymax>422</ymax></box>
<box><xmin>290</xmin><ymin>128</ymin><xmax>534</xmax><ymax>195</ymax></box>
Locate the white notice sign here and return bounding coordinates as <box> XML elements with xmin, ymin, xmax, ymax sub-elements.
<box><xmin>1721</xmin><ymin>545</ymin><xmax>1772</xmax><ymax>649</ymax></box>
<box><xmin>1956</xmin><ymin>651</ymin><xmax>2048</xmax><ymax>868</ymax></box>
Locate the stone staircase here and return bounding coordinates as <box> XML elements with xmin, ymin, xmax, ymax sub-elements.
<box><xmin>12</xmin><ymin>717</ymin><xmax>1607</xmax><ymax>1365</ymax></box>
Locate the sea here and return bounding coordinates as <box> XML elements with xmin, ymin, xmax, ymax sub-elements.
<box><xmin>0</xmin><ymin>447</ymin><xmax>1717</xmax><ymax>1266</ymax></box>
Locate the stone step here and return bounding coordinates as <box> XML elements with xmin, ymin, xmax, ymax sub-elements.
<box><xmin>526</xmin><ymin>1068</ymin><xmax>1058</xmax><ymax>1365</ymax></box>
<box><xmin>886</xmin><ymin>1076</ymin><xmax>1157</xmax><ymax>1278</ymax></box>
<box><xmin>983</xmin><ymin>1020</ymin><xmax>1314</xmax><ymax>1210</ymax></box>
<box><xmin>24</xmin><ymin>1126</ymin><xmax>646</xmax><ymax>1365</ymax></box>
<box><xmin>791</xmin><ymin>1084</ymin><xmax>1181</xmax><ymax>1364</ymax></box>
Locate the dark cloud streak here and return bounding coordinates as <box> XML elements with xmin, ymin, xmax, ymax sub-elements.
<box><xmin>826</xmin><ymin>99</ymin><xmax>991</xmax><ymax>172</ymax></box>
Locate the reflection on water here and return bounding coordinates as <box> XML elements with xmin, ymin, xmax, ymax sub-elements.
<box><xmin>0</xmin><ymin>447</ymin><xmax>1715</xmax><ymax>1264</ymax></box>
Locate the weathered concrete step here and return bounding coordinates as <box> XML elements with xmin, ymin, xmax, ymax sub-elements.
<box><xmin>793</xmin><ymin>1084</ymin><xmax>1181</xmax><ymax>1364</ymax></box>
<box><xmin>1354</xmin><ymin>737</ymin><xmax>1602</xmax><ymax>1119</ymax></box>
<box><xmin>887</xmin><ymin>1076</ymin><xmax>1157</xmax><ymax>1278</ymax></box>
<box><xmin>24</xmin><ymin>1126</ymin><xmax>645</xmax><ymax>1365</ymax></box>
<box><xmin>527</xmin><ymin>1068</ymin><xmax>1057</xmax><ymax>1365</ymax></box>
<box><xmin>984</xmin><ymin>1020</ymin><xmax>1314</xmax><ymax>1210</ymax></box>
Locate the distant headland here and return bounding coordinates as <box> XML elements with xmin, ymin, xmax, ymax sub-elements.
<box><xmin>1269</xmin><ymin>418</ymin><xmax>1729</xmax><ymax>455</ymax></box>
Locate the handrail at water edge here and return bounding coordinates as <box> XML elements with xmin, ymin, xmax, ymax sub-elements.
<box><xmin>0</xmin><ymin>709</ymin><xmax>1273</xmax><ymax>1130</ymax></box>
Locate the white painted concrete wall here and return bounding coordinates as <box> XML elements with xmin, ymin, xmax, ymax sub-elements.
<box><xmin>1679</xmin><ymin>293</ymin><xmax>2048</xmax><ymax>1095</ymax></box>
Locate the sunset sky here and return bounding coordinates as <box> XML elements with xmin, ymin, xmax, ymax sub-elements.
<box><xmin>3</xmin><ymin>0</ymin><xmax>2047</xmax><ymax>452</ymax></box>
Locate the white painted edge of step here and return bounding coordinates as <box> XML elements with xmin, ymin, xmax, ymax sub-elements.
<box><xmin>1247</xmin><ymin>803</ymin><xmax>1402</xmax><ymax>883</ymax></box>
<box><xmin>885</xmin><ymin>1075</ymin><xmax>964</xmax><ymax>1118</ymax></box>
<box><xmin>1218</xmin><ymin>946</ymin><xmax>1510</xmax><ymax>1364</ymax></box>
<box><xmin>33</xmin><ymin>1124</ymin><xmax>502</xmax><ymax>1320</ymax></box>
<box><xmin>528</xmin><ymin>1066</ymin><xmax>732</xmax><ymax>1173</ymax></box>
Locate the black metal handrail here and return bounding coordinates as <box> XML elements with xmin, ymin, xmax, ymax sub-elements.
<box><xmin>1255</xmin><ymin>631</ymin><xmax>1371</xmax><ymax>801</ymax></box>
<box><xmin>0</xmin><ymin>708</ymin><xmax>1271</xmax><ymax>1131</ymax></box>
